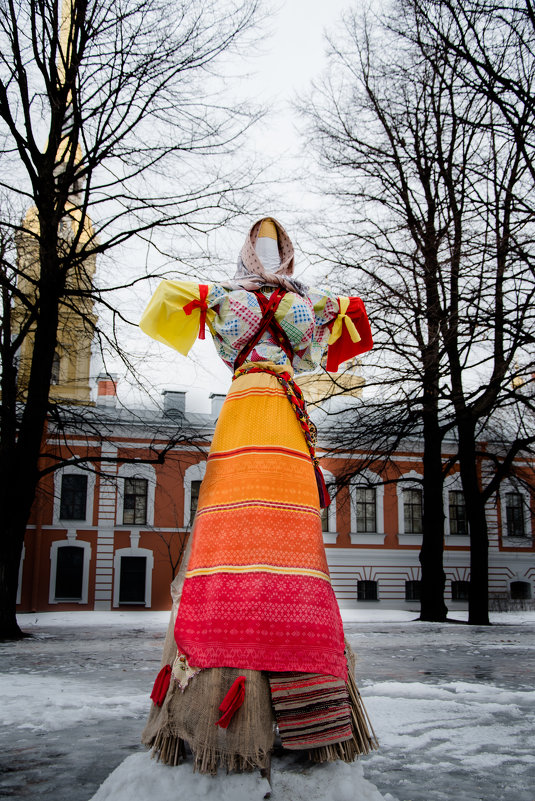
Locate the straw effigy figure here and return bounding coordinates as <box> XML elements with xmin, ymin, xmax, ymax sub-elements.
<box><xmin>139</xmin><ymin>217</ymin><xmax>378</xmax><ymax>775</ymax></box>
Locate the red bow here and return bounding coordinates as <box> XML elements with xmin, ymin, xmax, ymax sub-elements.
<box><xmin>215</xmin><ymin>676</ymin><xmax>246</xmax><ymax>728</ymax></box>
<box><xmin>183</xmin><ymin>284</ymin><xmax>209</xmax><ymax>340</ymax></box>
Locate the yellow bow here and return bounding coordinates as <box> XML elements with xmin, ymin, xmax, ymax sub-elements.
<box><xmin>328</xmin><ymin>296</ymin><xmax>361</xmax><ymax>345</ymax></box>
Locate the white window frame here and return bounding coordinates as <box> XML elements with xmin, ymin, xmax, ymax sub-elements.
<box><xmin>113</xmin><ymin>546</ymin><xmax>154</xmax><ymax>607</ymax></box>
<box><xmin>53</xmin><ymin>466</ymin><xmax>96</xmax><ymax>526</ymax></box>
<box><xmin>183</xmin><ymin>461</ymin><xmax>207</xmax><ymax>527</ymax></box>
<box><xmin>397</xmin><ymin>470</ymin><xmax>423</xmax><ymax>543</ymax></box>
<box><xmin>320</xmin><ymin>468</ymin><xmax>337</xmax><ymax>543</ymax></box>
<box><xmin>49</xmin><ymin>538</ymin><xmax>92</xmax><ymax>604</ymax></box>
<box><xmin>116</xmin><ymin>463</ymin><xmax>156</xmax><ymax>527</ymax></box>
<box><xmin>500</xmin><ymin>482</ymin><xmax>531</xmax><ymax>543</ymax></box>
<box><xmin>349</xmin><ymin>469</ymin><xmax>384</xmax><ymax>544</ymax></box>
<box><xmin>16</xmin><ymin>544</ymin><xmax>25</xmax><ymax>605</ymax></box>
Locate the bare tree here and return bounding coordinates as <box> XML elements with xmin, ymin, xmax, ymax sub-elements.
<box><xmin>401</xmin><ymin>0</ymin><xmax>535</xmax><ymax>622</ymax></box>
<box><xmin>0</xmin><ymin>0</ymin><xmax>261</xmax><ymax>638</ymax></box>
<box><xmin>301</xmin><ymin>1</ymin><xmax>535</xmax><ymax>623</ymax></box>
<box><xmin>406</xmin><ymin>0</ymin><xmax>535</xmax><ymax>183</ymax></box>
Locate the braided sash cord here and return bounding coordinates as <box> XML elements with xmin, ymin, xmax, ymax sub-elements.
<box><xmin>233</xmin><ymin>365</ymin><xmax>331</xmax><ymax>508</ymax></box>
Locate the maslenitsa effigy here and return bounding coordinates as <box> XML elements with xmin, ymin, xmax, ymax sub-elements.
<box><xmin>139</xmin><ymin>217</ymin><xmax>378</xmax><ymax>775</ymax></box>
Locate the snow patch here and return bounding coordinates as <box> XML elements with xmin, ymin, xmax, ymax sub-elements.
<box><xmin>364</xmin><ymin>680</ymin><xmax>535</xmax><ymax>771</ymax></box>
<box><xmin>16</xmin><ymin>609</ymin><xmax>535</xmax><ymax>629</ymax></box>
<box><xmin>0</xmin><ymin>673</ymin><xmax>147</xmax><ymax>731</ymax></box>
<box><xmin>88</xmin><ymin>752</ymin><xmax>398</xmax><ymax>801</ymax></box>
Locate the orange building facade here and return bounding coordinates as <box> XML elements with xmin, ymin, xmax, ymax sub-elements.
<box><xmin>17</xmin><ymin>381</ymin><xmax>535</xmax><ymax>613</ymax></box>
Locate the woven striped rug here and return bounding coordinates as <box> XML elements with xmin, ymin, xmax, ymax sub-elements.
<box><xmin>268</xmin><ymin>672</ymin><xmax>353</xmax><ymax>749</ymax></box>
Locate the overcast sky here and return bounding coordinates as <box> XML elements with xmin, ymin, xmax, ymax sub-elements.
<box><xmin>248</xmin><ymin>0</ymin><xmax>352</xmax><ymax>151</ymax></box>
<box><xmin>115</xmin><ymin>0</ymin><xmax>360</xmax><ymax>411</ymax></box>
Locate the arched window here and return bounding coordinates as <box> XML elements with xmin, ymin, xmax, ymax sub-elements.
<box><xmin>53</xmin><ymin>467</ymin><xmax>95</xmax><ymax>526</ymax></box>
<box><xmin>60</xmin><ymin>474</ymin><xmax>88</xmax><ymax>520</ymax></box>
<box><xmin>113</xmin><ymin>546</ymin><xmax>154</xmax><ymax>607</ymax></box>
<box><xmin>49</xmin><ymin>539</ymin><xmax>92</xmax><ymax>604</ymax></box>
<box><xmin>505</xmin><ymin>493</ymin><xmax>525</xmax><ymax>537</ymax></box>
<box><xmin>16</xmin><ymin>545</ymin><xmax>25</xmax><ymax>605</ymax></box>
<box><xmin>448</xmin><ymin>491</ymin><xmax>469</xmax><ymax>536</ymax></box>
<box><xmin>396</xmin><ymin>471</ymin><xmax>423</xmax><ymax>538</ymax></box>
<box><xmin>117</xmin><ymin>463</ymin><xmax>156</xmax><ymax>527</ymax></box>
<box><xmin>500</xmin><ymin>482</ymin><xmax>530</xmax><ymax>541</ymax></box>
<box><xmin>51</xmin><ymin>351</ymin><xmax>61</xmax><ymax>385</ymax></box>
<box><xmin>183</xmin><ymin>462</ymin><xmax>207</xmax><ymax>527</ymax></box>
<box><xmin>350</xmin><ymin>469</ymin><xmax>384</xmax><ymax>541</ymax></box>
<box><xmin>319</xmin><ymin>468</ymin><xmax>337</xmax><ymax>540</ymax></box>
<box><xmin>404</xmin><ymin>489</ymin><xmax>423</xmax><ymax>533</ymax></box>
<box><xmin>189</xmin><ymin>480</ymin><xmax>202</xmax><ymax>526</ymax></box>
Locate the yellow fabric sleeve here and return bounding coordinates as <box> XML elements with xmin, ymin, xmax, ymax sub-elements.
<box><xmin>139</xmin><ymin>280</ymin><xmax>215</xmax><ymax>356</ymax></box>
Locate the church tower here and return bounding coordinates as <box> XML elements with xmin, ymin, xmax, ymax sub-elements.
<box><xmin>14</xmin><ymin>0</ymin><xmax>97</xmax><ymax>405</ymax></box>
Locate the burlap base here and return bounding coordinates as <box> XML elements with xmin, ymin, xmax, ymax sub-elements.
<box><xmin>141</xmin><ymin>541</ymin><xmax>377</xmax><ymax>773</ymax></box>
<box><xmin>141</xmin><ymin>543</ymin><xmax>275</xmax><ymax>774</ymax></box>
<box><xmin>143</xmin><ymin>662</ymin><xmax>275</xmax><ymax>773</ymax></box>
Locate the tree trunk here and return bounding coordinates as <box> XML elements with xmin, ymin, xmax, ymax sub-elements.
<box><xmin>0</xmin><ymin>228</ymin><xmax>62</xmax><ymax>637</ymax></box>
<box><xmin>0</xmin><ymin>521</ymin><xmax>26</xmax><ymax>638</ymax></box>
<box><xmin>419</xmin><ymin>409</ymin><xmax>448</xmax><ymax>621</ymax></box>
<box><xmin>458</xmin><ymin>420</ymin><xmax>490</xmax><ymax>625</ymax></box>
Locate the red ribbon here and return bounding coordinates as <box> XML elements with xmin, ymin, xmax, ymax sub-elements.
<box><xmin>150</xmin><ymin>664</ymin><xmax>172</xmax><ymax>707</ymax></box>
<box><xmin>215</xmin><ymin>676</ymin><xmax>246</xmax><ymax>728</ymax></box>
<box><xmin>183</xmin><ymin>284</ymin><xmax>209</xmax><ymax>340</ymax></box>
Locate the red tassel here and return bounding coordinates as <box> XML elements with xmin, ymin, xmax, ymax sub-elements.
<box><xmin>315</xmin><ymin>464</ymin><xmax>331</xmax><ymax>509</ymax></box>
<box><xmin>150</xmin><ymin>664</ymin><xmax>172</xmax><ymax>707</ymax></box>
<box><xmin>215</xmin><ymin>676</ymin><xmax>246</xmax><ymax>728</ymax></box>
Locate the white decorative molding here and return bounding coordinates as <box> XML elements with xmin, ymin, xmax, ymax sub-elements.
<box><xmin>53</xmin><ymin>466</ymin><xmax>95</xmax><ymax>526</ymax></box>
<box><xmin>351</xmin><ymin>532</ymin><xmax>387</xmax><ymax>545</ymax></box>
<box><xmin>94</xmin><ymin>444</ymin><xmax>118</xmax><ymax>609</ymax></box>
<box><xmin>116</xmin><ymin>462</ymin><xmax>156</xmax><ymax>527</ymax></box>
<box><xmin>445</xmin><ymin>536</ymin><xmax>470</xmax><ymax>548</ymax></box>
<box><xmin>113</xmin><ymin>546</ymin><xmax>154</xmax><ymax>608</ymax></box>
<box><xmin>48</xmin><ymin>538</ymin><xmax>92</xmax><ymax>605</ymax></box>
<box><xmin>321</xmin><ymin>545</ymin><xmax>534</xmax><ymax>607</ymax></box>
<box><xmin>322</xmin><ymin>532</ymin><xmax>338</xmax><ymax>545</ymax></box>
<box><xmin>183</xmin><ymin>461</ymin><xmax>207</xmax><ymax>527</ymax></box>
<box><xmin>397</xmin><ymin>534</ymin><xmax>423</xmax><ymax>546</ymax></box>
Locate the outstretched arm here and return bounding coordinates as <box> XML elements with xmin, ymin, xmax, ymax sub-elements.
<box><xmin>325</xmin><ymin>296</ymin><xmax>373</xmax><ymax>372</ymax></box>
<box><xmin>139</xmin><ymin>280</ymin><xmax>214</xmax><ymax>356</ymax></box>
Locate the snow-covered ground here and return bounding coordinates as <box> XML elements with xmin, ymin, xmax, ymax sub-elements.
<box><xmin>1</xmin><ymin>610</ymin><xmax>534</xmax><ymax>801</ymax></box>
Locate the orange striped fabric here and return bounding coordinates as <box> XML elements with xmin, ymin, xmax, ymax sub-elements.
<box><xmin>174</xmin><ymin>371</ymin><xmax>347</xmax><ymax>679</ymax></box>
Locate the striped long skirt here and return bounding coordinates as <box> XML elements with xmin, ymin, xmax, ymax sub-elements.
<box><xmin>142</xmin><ymin>369</ymin><xmax>377</xmax><ymax>772</ymax></box>
<box><xmin>175</xmin><ymin>368</ymin><xmax>347</xmax><ymax>679</ymax></box>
